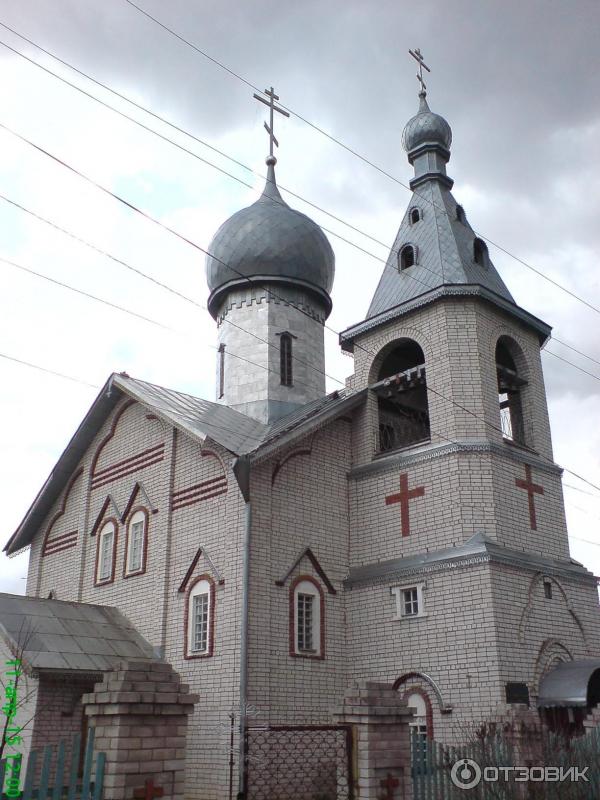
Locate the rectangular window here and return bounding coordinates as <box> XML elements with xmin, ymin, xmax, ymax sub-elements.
<box><xmin>99</xmin><ymin>531</ymin><xmax>114</xmax><ymax>581</ymax></box>
<box><xmin>403</xmin><ymin>587</ymin><xmax>419</xmax><ymax>616</ymax></box>
<box><xmin>297</xmin><ymin>593</ymin><xmax>314</xmax><ymax>651</ymax></box>
<box><xmin>218</xmin><ymin>344</ymin><xmax>225</xmax><ymax>399</ymax></box>
<box><xmin>192</xmin><ymin>593</ymin><xmax>209</xmax><ymax>653</ymax></box>
<box><xmin>544</xmin><ymin>580</ymin><xmax>553</xmax><ymax>599</ymax></box>
<box><xmin>128</xmin><ymin>521</ymin><xmax>144</xmax><ymax>573</ymax></box>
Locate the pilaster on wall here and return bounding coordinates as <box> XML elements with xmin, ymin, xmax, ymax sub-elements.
<box><xmin>333</xmin><ymin>681</ymin><xmax>415</xmax><ymax>799</ymax></box>
<box><xmin>83</xmin><ymin>660</ymin><xmax>198</xmax><ymax>800</ymax></box>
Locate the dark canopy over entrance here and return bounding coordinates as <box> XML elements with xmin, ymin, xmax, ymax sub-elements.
<box><xmin>538</xmin><ymin>660</ymin><xmax>600</xmax><ymax>708</ymax></box>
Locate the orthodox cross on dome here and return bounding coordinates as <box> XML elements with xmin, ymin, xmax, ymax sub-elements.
<box><xmin>515</xmin><ymin>464</ymin><xmax>544</xmax><ymax>530</ymax></box>
<box><xmin>253</xmin><ymin>86</ymin><xmax>290</xmax><ymax>161</ymax></box>
<box><xmin>385</xmin><ymin>473</ymin><xmax>425</xmax><ymax>537</ymax></box>
<box><xmin>380</xmin><ymin>772</ymin><xmax>400</xmax><ymax>799</ymax></box>
<box><xmin>409</xmin><ymin>47</ymin><xmax>431</xmax><ymax>96</ymax></box>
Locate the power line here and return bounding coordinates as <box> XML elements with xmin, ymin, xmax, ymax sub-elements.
<box><xmin>0</xmin><ymin>351</ymin><xmax>98</xmax><ymax>388</ymax></box>
<box><xmin>117</xmin><ymin>0</ymin><xmax>600</xmax><ymax>318</ymax></box>
<box><xmin>3</xmin><ymin>27</ymin><xmax>600</xmax><ymax>372</ymax></box>
<box><xmin>2</xmin><ymin>26</ymin><xmax>600</xmax><ymax>333</ymax></box>
<box><xmin>543</xmin><ymin>348</ymin><xmax>600</xmax><ymax>382</ymax></box>
<box><xmin>3</xmin><ymin>120</ymin><xmax>599</xmax><ymax>494</ymax></box>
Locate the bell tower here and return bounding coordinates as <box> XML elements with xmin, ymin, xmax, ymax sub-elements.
<box><xmin>205</xmin><ymin>88</ymin><xmax>335</xmax><ymax>424</ymax></box>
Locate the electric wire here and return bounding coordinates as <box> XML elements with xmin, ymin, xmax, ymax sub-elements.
<box><xmin>117</xmin><ymin>0</ymin><xmax>600</xmax><ymax>317</ymax></box>
<box><xmin>2</xmin><ymin>24</ymin><xmax>600</xmax><ymax>327</ymax></box>
<box><xmin>2</xmin><ymin>29</ymin><xmax>600</xmax><ymax>372</ymax></box>
<box><xmin>2</xmin><ymin>119</ymin><xmax>599</xmax><ymax>493</ymax></box>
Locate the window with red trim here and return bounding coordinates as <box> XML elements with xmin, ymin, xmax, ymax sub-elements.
<box><xmin>124</xmin><ymin>508</ymin><xmax>148</xmax><ymax>577</ymax></box>
<box><xmin>95</xmin><ymin>520</ymin><xmax>117</xmax><ymax>585</ymax></box>
<box><xmin>185</xmin><ymin>576</ymin><xmax>215</xmax><ymax>659</ymax></box>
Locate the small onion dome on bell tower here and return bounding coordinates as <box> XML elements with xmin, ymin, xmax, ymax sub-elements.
<box><xmin>205</xmin><ymin>156</ymin><xmax>335</xmax><ymax>320</ymax></box>
<box><xmin>402</xmin><ymin>91</ymin><xmax>454</xmax><ymax>190</ymax></box>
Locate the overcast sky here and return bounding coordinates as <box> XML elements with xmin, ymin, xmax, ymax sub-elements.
<box><xmin>1</xmin><ymin>0</ymin><xmax>599</xmax><ymax>594</ymax></box>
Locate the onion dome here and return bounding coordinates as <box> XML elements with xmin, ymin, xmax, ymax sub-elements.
<box><xmin>206</xmin><ymin>158</ymin><xmax>335</xmax><ymax>319</ymax></box>
<box><xmin>402</xmin><ymin>92</ymin><xmax>452</xmax><ymax>154</ymax></box>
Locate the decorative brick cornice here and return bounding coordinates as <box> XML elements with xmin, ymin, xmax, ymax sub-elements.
<box><xmin>348</xmin><ymin>439</ymin><xmax>562</xmax><ymax>482</ymax></box>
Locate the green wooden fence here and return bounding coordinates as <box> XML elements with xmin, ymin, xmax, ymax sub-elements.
<box><xmin>0</xmin><ymin>729</ymin><xmax>105</xmax><ymax>800</ymax></box>
<box><xmin>411</xmin><ymin>725</ymin><xmax>600</xmax><ymax>800</ymax></box>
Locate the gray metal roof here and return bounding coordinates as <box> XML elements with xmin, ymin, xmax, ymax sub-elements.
<box><xmin>538</xmin><ymin>660</ymin><xmax>600</xmax><ymax>708</ymax></box>
<box><xmin>345</xmin><ymin>532</ymin><xmax>596</xmax><ymax>588</ymax></box>
<box><xmin>0</xmin><ymin>592</ymin><xmax>157</xmax><ymax>674</ymax></box>
<box><xmin>206</xmin><ymin>163</ymin><xmax>335</xmax><ymax>318</ymax></box>
<box><xmin>367</xmin><ymin>180</ymin><xmax>515</xmax><ymax>319</ymax></box>
<box><xmin>5</xmin><ymin>373</ymin><xmax>363</xmax><ymax>555</ymax></box>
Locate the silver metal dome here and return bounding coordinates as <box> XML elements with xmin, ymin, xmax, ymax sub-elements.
<box><xmin>402</xmin><ymin>92</ymin><xmax>452</xmax><ymax>153</ymax></box>
<box><xmin>206</xmin><ymin>162</ymin><xmax>335</xmax><ymax>318</ymax></box>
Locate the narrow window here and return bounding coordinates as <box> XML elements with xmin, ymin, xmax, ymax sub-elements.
<box><xmin>125</xmin><ymin>509</ymin><xmax>147</xmax><ymax>576</ymax></box>
<box><xmin>544</xmin><ymin>580</ymin><xmax>553</xmax><ymax>600</ymax></box>
<box><xmin>399</xmin><ymin>245</ymin><xmax>416</xmax><ymax>271</ymax></box>
<box><xmin>280</xmin><ymin>333</ymin><xmax>293</xmax><ymax>386</ymax></box>
<box><xmin>407</xmin><ymin>692</ymin><xmax>429</xmax><ymax>763</ymax></box>
<box><xmin>291</xmin><ymin>578</ymin><xmax>323</xmax><ymax>658</ymax></box>
<box><xmin>456</xmin><ymin>204</ymin><xmax>465</xmax><ymax>223</ymax></box>
<box><xmin>96</xmin><ymin>521</ymin><xmax>116</xmax><ymax>584</ymax></box>
<box><xmin>473</xmin><ymin>237</ymin><xmax>488</xmax><ymax>267</ymax></box>
<box><xmin>297</xmin><ymin>593</ymin><xmax>314</xmax><ymax>651</ymax></box>
<box><xmin>403</xmin><ymin>587</ymin><xmax>419</xmax><ymax>616</ymax></box>
<box><xmin>410</xmin><ymin>207</ymin><xmax>421</xmax><ymax>224</ymax></box>
<box><xmin>218</xmin><ymin>343</ymin><xmax>225</xmax><ymax>399</ymax></box>
<box><xmin>186</xmin><ymin>577</ymin><xmax>214</xmax><ymax>658</ymax></box>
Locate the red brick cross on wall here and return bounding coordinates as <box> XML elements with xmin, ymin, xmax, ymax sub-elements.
<box><xmin>133</xmin><ymin>779</ymin><xmax>164</xmax><ymax>800</ymax></box>
<box><xmin>380</xmin><ymin>772</ymin><xmax>400</xmax><ymax>799</ymax></box>
<box><xmin>385</xmin><ymin>473</ymin><xmax>425</xmax><ymax>537</ymax></box>
<box><xmin>515</xmin><ymin>464</ymin><xmax>544</xmax><ymax>530</ymax></box>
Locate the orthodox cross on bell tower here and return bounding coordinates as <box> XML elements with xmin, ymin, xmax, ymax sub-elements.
<box><xmin>253</xmin><ymin>86</ymin><xmax>290</xmax><ymax>162</ymax></box>
<box><xmin>409</xmin><ymin>47</ymin><xmax>431</xmax><ymax>95</ymax></box>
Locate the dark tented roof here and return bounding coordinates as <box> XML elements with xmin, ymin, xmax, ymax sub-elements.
<box><xmin>0</xmin><ymin>593</ymin><xmax>157</xmax><ymax>674</ymax></box>
<box><xmin>538</xmin><ymin>660</ymin><xmax>600</xmax><ymax>708</ymax></box>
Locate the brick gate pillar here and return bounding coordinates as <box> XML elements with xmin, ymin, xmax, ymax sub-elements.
<box><xmin>82</xmin><ymin>660</ymin><xmax>198</xmax><ymax>800</ymax></box>
<box><xmin>333</xmin><ymin>682</ymin><xmax>414</xmax><ymax>800</ymax></box>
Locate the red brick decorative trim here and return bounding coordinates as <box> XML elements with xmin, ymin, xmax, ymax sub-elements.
<box><xmin>184</xmin><ymin>574</ymin><xmax>215</xmax><ymax>659</ymax></box>
<box><xmin>515</xmin><ymin>464</ymin><xmax>544</xmax><ymax>530</ymax></box>
<box><xmin>120</xmin><ymin>482</ymin><xmax>159</xmax><ymax>521</ymax></box>
<box><xmin>42</xmin><ymin>467</ymin><xmax>84</xmax><ymax>557</ymax></box>
<box><xmin>123</xmin><ymin>506</ymin><xmax>149</xmax><ymax>579</ymax></box>
<box><xmin>90</xmin><ymin>399</ymin><xmax>136</xmax><ymax>475</ymax></box>
<box><xmin>171</xmin><ymin>474</ymin><xmax>227</xmax><ymax>511</ymax></box>
<box><xmin>91</xmin><ymin>444</ymin><xmax>165</xmax><ymax>490</ymax></box>
<box><xmin>393</xmin><ymin>671</ymin><xmax>452</xmax><ymax>716</ymax></box>
<box><xmin>399</xmin><ymin>686</ymin><xmax>434</xmax><ymax>739</ymax></box>
<box><xmin>271</xmin><ymin>448</ymin><xmax>312</xmax><ymax>485</ymax></box>
<box><xmin>385</xmin><ymin>473</ymin><xmax>425</xmax><ymax>537</ymax></box>
<box><xmin>93</xmin><ymin>517</ymin><xmax>118</xmax><ymax>587</ymax></box>
<box><xmin>289</xmin><ymin>575</ymin><xmax>325</xmax><ymax>660</ymax></box>
<box><xmin>90</xmin><ymin>496</ymin><xmax>113</xmax><ymax>538</ymax></box>
<box><xmin>275</xmin><ymin>547</ymin><xmax>336</xmax><ymax>595</ymax></box>
<box><xmin>178</xmin><ymin>547</ymin><xmax>224</xmax><ymax>593</ymax></box>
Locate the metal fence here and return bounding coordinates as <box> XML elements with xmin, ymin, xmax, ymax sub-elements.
<box><xmin>0</xmin><ymin>729</ymin><xmax>104</xmax><ymax>800</ymax></box>
<box><xmin>244</xmin><ymin>724</ymin><xmax>354</xmax><ymax>800</ymax></box>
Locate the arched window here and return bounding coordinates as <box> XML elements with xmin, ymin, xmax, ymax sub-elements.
<box><xmin>125</xmin><ymin>508</ymin><xmax>148</xmax><ymax>577</ymax></box>
<box><xmin>290</xmin><ymin>576</ymin><xmax>324</xmax><ymax>659</ymax></box>
<box><xmin>399</xmin><ymin>245</ymin><xmax>417</xmax><ymax>271</ymax></box>
<box><xmin>186</xmin><ymin>576</ymin><xmax>215</xmax><ymax>658</ymax></box>
<box><xmin>280</xmin><ymin>333</ymin><xmax>293</xmax><ymax>386</ymax></box>
<box><xmin>407</xmin><ymin>692</ymin><xmax>429</xmax><ymax>742</ymax></box>
<box><xmin>372</xmin><ymin>339</ymin><xmax>430</xmax><ymax>453</ymax></box>
<box><xmin>410</xmin><ymin>207</ymin><xmax>421</xmax><ymax>225</ymax></box>
<box><xmin>496</xmin><ymin>337</ymin><xmax>527</xmax><ymax>445</ymax></box>
<box><xmin>473</xmin><ymin>237</ymin><xmax>488</xmax><ymax>267</ymax></box>
<box><xmin>95</xmin><ymin>520</ymin><xmax>117</xmax><ymax>586</ymax></box>
<box><xmin>456</xmin><ymin>204</ymin><xmax>465</xmax><ymax>223</ymax></box>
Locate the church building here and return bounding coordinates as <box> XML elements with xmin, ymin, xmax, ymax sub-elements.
<box><xmin>3</xmin><ymin>71</ymin><xmax>600</xmax><ymax>800</ymax></box>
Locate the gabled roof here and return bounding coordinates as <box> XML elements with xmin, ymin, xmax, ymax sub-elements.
<box><xmin>0</xmin><ymin>592</ymin><xmax>157</xmax><ymax>674</ymax></box>
<box><xmin>5</xmin><ymin>373</ymin><xmax>363</xmax><ymax>555</ymax></box>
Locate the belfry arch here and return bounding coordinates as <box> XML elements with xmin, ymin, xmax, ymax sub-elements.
<box><xmin>495</xmin><ymin>336</ymin><xmax>528</xmax><ymax>446</ymax></box>
<box><xmin>370</xmin><ymin>338</ymin><xmax>430</xmax><ymax>453</ymax></box>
